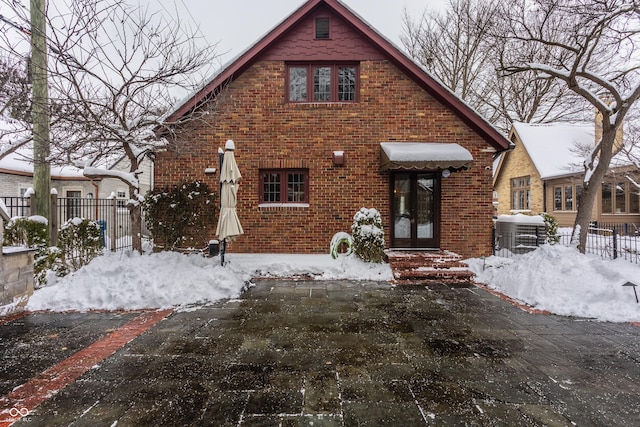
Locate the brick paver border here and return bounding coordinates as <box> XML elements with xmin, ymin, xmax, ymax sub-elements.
<box><xmin>0</xmin><ymin>309</ymin><xmax>172</xmax><ymax>426</ymax></box>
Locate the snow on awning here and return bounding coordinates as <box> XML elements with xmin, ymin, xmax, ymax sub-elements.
<box><xmin>379</xmin><ymin>142</ymin><xmax>473</xmax><ymax>171</ymax></box>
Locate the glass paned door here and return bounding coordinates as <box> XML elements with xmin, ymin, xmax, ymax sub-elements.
<box><xmin>393</xmin><ymin>174</ymin><xmax>411</xmax><ymax>240</ymax></box>
<box><xmin>391</xmin><ymin>173</ymin><xmax>439</xmax><ymax>248</ymax></box>
<box><xmin>417</xmin><ymin>176</ymin><xmax>434</xmax><ymax>240</ymax></box>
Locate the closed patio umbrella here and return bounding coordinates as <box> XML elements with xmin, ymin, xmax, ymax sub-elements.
<box><xmin>216</xmin><ymin>140</ymin><xmax>243</xmax><ymax>264</ymax></box>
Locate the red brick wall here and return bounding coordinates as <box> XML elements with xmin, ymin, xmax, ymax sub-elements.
<box><xmin>155</xmin><ymin>60</ymin><xmax>496</xmax><ymax>258</ymax></box>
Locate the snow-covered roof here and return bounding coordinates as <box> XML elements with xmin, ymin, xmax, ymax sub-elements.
<box><xmin>0</xmin><ymin>148</ymin><xmax>86</xmax><ymax>178</ymax></box>
<box><xmin>511</xmin><ymin>122</ymin><xmax>594</xmax><ymax>179</ymax></box>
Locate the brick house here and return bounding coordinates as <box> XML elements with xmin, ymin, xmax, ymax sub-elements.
<box><xmin>494</xmin><ymin>121</ymin><xmax>640</xmax><ymax>229</ymax></box>
<box><xmin>155</xmin><ymin>0</ymin><xmax>510</xmax><ymax>258</ymax></box>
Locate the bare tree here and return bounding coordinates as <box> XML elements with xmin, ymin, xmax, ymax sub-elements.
<box><xmin>1</xmin><ymin>0</ymin><xmax>221</xmax><ymax>252</ymax></box>
<box><xmin>500</xmin><ymin>0</ymin><xmax>640</xmax><ymax>253</ymax></box>
<box><xmin>401</xmin><ymin>0</ymin><xmax>587</xmax><ymax>132</ymax></box>
<box><xmin>0</xmin><ymin>54</ymin><xmax>31</xmax><ymax>157</ymax></box>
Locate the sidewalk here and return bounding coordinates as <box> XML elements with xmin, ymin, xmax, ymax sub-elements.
<box><xmin>2</xmin><ymin>280</ymin><xmax>640</xmax><ymax>425</ymax></box>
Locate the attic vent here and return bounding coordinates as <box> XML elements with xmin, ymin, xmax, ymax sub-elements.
<box><xmin>315</xmin><ymin>17</ymin><xmax>330</xmax><ymax>39</ymax></box>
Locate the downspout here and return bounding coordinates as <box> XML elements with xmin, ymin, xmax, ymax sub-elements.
<box><xmin>91</xmin><ymin>179</ymin><xmax>99</xmax><ymax>219</ymax></box>
<box><xmin>543</xmin><ymin>181</ymin><xmax>547</xmax><ymax>213</ymax></box>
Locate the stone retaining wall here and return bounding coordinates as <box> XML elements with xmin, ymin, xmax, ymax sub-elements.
<box><xmin>1</xmin><ymin>248</ymin><xmax>35</xmax><ymax>313</ymax></box>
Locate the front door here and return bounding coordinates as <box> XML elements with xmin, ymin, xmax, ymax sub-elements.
<box><xmin>391</xmin><ymin>172</ymin><xmax>440</xmax><ymax>248</ymax></box>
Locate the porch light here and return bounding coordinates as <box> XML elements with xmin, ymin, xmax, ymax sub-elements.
<box><xmin>441</xmin><ymin>169</ymin><xmax>451</xmax><ymax>178</ymax></box>
<box><xmin>333</xmin><ymin>150</ymin><xmax>344</xmax><ymax>166</ymax></box>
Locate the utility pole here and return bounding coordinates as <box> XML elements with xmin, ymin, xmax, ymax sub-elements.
<box><xmin>30</xmin><ymin>0</ymin><xmax>51</xmax><ymax>238</ymax></box>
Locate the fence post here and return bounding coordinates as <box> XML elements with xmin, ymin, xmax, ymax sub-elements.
<box><xmin>613</xmin><ymin>228</ymin><xmax>618</xmax><ymax>260</ymax></box>
<box><xmin>29</xmin><ymin>193</ymin><xmax>36</xmax><ymax>216</ymax></box>
<box><xmin>50</xmin><ymin>192</ymin><xmax>58</xmax><ymax>245</ymax></box>
<box><xmin>110</xmin><ymin>197</ymin><xmax>117</xmax><ymax>252</ymax></box>
<box><xmin>491</xmin><ymin>227</ymin><xmax>496</xmax><ymax>255</ymax></box>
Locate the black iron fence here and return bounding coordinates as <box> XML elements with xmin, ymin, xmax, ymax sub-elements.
<box><xmin>2</xmin><ymin>196</ymin><xmax>30</xmax><ymax>218</ymax></box>
<box><xmin>2</xmin><ymin>195</ymin><xmax>145</xmax><ymax>251</ymax></box>
<box><xmin>493</xmin><ymin>224</ymin><xmax>640</xmax><ymax>264</ymax></box>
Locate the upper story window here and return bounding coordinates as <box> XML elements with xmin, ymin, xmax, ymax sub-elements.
<box><xmin>511</xmin><ymin>176</ymin><xmax>530</xmax><ymax>211</ymax></box>
<box><xmin>287</xmin><ymin>63</ymin><xmax>358</xmax><ymax>103</ymax></box>
<box><xmin>315</xmin><ymin>17</ymin><xmax>330</xmax><ymax>39</ymax></box>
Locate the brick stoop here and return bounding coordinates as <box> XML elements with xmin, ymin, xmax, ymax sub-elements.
<box><xmin>385</xmin><ymin>250</ymin><xmax>475</xmax><ymax>286</ymax></box>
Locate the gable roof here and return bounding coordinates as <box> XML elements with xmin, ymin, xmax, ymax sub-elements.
<box><xmin>510</xmin><ymin>122</ymin><xmax>594</xmax><ymax>180</ymax></box>
<box><xmin>163</xmin><ymin>0</ymin><xmax>510</xmax><ymax>152</ymax></box>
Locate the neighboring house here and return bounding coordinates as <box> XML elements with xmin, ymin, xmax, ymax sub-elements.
<box><xmin>493</xmin><ymin>121</ymin><xmax>640</xmax><ymax>229</ymax></box>
<box><xmin>155</xmin><ymin>0</ymin><xmax>510</xmax><ymax>258</ymax></box>
<box><xmin>0</xmin><ymin>148</ymin><xmax>153</xmax><ymax>214</ymax></box>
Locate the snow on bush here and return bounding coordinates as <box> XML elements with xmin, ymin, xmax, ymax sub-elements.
<box><xmin>540</xmin><ymin>213</ymin><xmax>560</xmax><ymax>244</ymax></box>
<box><xmin>58</xmin><ymin>217</ymin><xmax>104</xmax><ymax>272</ymax></box>
<box><xmin>143</xmin><ymin>181</ymin><xmax>217</xmax><ymax>251</ymax></box>
<box><xmin>3</xmin><ymin>216</ymin><xmax>53</xmax><ymax>288</ymax></box>
<box><xmin>351</xmin><ymin>207</ymin><xmax>385</xmax><ymax>263</ymax></box>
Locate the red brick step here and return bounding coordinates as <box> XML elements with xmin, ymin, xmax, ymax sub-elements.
<box><xmin>386</xmin><ymin>250</ymin><xmax>475</xmax><ymax>286</ymax></box>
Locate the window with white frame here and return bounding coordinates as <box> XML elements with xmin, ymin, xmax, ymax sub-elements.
<box><xmin>116</xmin><ymin>189</ymin><xmax>128</xmax><ymax>208</ymax></box>
<box><xmin>511</xmin><ymin>176</ymin><xmax>530</xmax><ymax>210</ymax></box>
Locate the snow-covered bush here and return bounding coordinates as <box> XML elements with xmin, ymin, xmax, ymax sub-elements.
<box><xmin>351</xmin><ymin>207</ymin><xmax>385</xmax><ymax>263</ymax></box>
<box><xmin>57</xmin><ymin>218</ymin><xmax>103</xmax><ymax>272</ymax></box>
<box><xmin>540</xmin><ymin>213</ymin><xmax>560</xmax><ymax>244</ymax></box>
<box><xmin>2</xmin><ymin>216</ymin><xmax>48</xmax><ymax>248</ymax></box>
<box><xmin>2</xmin><ymin>216</ymin><xmax>60</xmax><ymax>288</ymax></box>
<box><xmin>143</xmin><ymin>181</ymin><xmax>218</xmax><ymax>251</ymax></box>
<box><xmin>35</xmin><ymin>247</ymin><xmax>68</xmax><ymax>288</ymax></box>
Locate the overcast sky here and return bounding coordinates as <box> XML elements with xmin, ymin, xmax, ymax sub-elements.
<box><xmin>146</xmin><ymin>0</ymin><xmax>447</xmax><ymax>64</ymax></box>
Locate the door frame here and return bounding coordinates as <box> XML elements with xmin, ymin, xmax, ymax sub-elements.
<box><xmin>389</xmin><ymin>171</ymin><xmax>441</xmax><ymax>249</ymax></box>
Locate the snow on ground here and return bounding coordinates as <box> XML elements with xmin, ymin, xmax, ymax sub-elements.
<box><xmin>14</xmin><ymin>244</ymin><xmax>640</xmax><ymax>323</ymax></box>
<box><xmin>25</xmin><ymin>252</ymin><xmax>393</xmax><ymax>313</ymax></box>
<box><xmin>466</xmin><ymin>244</ymin><xmax>640</xmax><ymax>323</ymax></box>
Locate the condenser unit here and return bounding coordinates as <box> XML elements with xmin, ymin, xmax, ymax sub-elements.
<box><xmin>495</xmin><ymin>215</ymin><xmax>546</xmax><ymax>255</ymax></box>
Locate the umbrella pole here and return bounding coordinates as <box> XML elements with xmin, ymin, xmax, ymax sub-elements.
<box><xmin>219</xmin><ymin>148</ymin><xmax>225</xmax><ymax>266</ymax></box>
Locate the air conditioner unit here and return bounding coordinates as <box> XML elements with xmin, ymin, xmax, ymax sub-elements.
<box><xmin>495</xmin><ymin>216</ymin><xmax>546</xmax><ymax>255</ymax></box>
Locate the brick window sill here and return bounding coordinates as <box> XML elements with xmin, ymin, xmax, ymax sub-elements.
<box><xmin>259</xmin><ymin>203</ymin><xmax>310</xmax><ymax>210</ymax></box>
<box><xmin>286</xmin><ymin>102</ymin><xmax>357</xmax><ymax>108</ymax></box>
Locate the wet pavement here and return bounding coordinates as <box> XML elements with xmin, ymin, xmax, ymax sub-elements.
<box><xmin>1</xmin><ymin>280</ymin><xmax>640</xmax><ymax>426</ymax></box>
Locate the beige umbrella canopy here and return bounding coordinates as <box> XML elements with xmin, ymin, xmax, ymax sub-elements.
<box><xmin>216</xmin><ymin>140</ymin><xmax>244</xmax><ymax>242</ymax></box>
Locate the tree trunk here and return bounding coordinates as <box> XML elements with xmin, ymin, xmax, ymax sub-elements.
<box><xmin>129</xmin><ymin>193</ymin><xmax>143</xmax><ymax>253</ymax></box>
<box><xmin>572</xmin><ymin>128</ymin><xmax>616</xmax><ymax>253</ymax></box>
